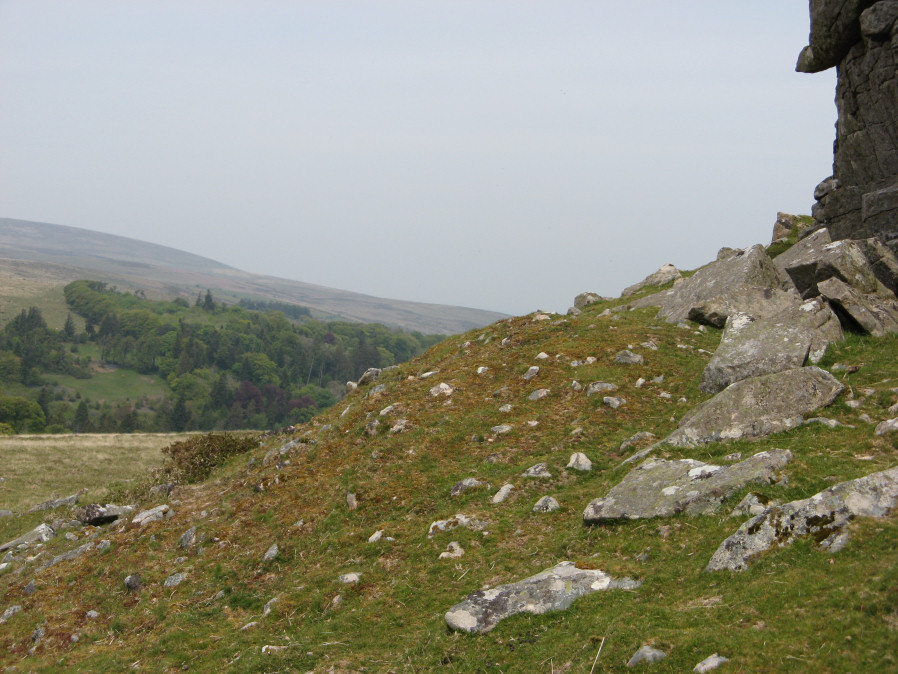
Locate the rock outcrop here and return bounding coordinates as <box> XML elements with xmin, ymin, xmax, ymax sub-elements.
<box><xmin>445</xmin><ymin>561</ymin><xmax>639</xmax><ymax>633</ymax></box>
<box><xmin>707</xmin><ymin>467</ymin><xmax>898</xmax><ymax>571</ymax></box>
<box><xmin>798</xmin><ymin>0</ymin><xmax>898</xmax><ymax>246</ymax></box>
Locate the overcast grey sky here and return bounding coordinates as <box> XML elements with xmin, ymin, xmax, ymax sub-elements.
<box><xmin>0</xmin><ymin>1</ymin><xmax>834</xmax><ymax>316</ymax></box>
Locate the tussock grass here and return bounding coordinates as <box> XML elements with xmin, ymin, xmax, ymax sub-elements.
<box><xmin>0</xmin><ymin>300</ymin><xmax>896</xmax><ymax>671</ymax></box>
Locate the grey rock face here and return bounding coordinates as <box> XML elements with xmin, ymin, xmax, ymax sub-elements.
<box><xmin>687</xmin><ymin>287</ymin><xmax>802</xmax><ymax>328</ymax></box>
<box><xmin>445</xmin><ymin>561</ymin><xmax>639</xmax><ymax>634</ymax></box>
<box><xmin>533</xmin><ymin>496</ymin><xmax>560</xmax><ymax>513</ymax></box>
<box><xmin>798</xmin><ymin>1</ymin><xmax>898</xmax><ymax>244</ymax></box>
<box><xmin>699</xmin><ymin>299</ymin><xmax>842</xmax><ymax>393</ymax></box>
<box><xmin>80</xmin><ymin>503</ymin><xmax>135</xmax><ymax>526</ymax></box>
<box><xmin>621</xmin><ymin>263</ymin><xmax>682</xmax><ymax>297</ymax></box>
<box><xmin>706</xmin><ymin>467</ymin><xmax>898</xmax><ymax>571</ymax></box>
<box><xmin>28</xmin><ymin>493</ymin><xmax>80</xmax><ymax>513</ymax></box>
<box><xmin>583</xmin><ymin>450</ymin><xmax>791</xmax><ymax>524</ymax></box>
<box><xmin>573</xmin><ymin>292</ymin><xmax>605</xmax><ymax>310</ymax></box>
<box><xmin>818</xmin><ymin>276</ymin><xmax>898</xmax><ymax>336</ymax></box>
<box><xmin>656</xmin><ymin>245</ymin><xmax>788</xmax><ymax>324</ymax></box>
<box><xmin>779</xmin><ymin>237</ymin><xmax>883</xmax><ymax>298</ymax></box>
<box><xmin>0</xmin><ymin>523</ymin><xmax>55</xmax><ymax>552</ymax></box>
<box><xmin>451</xmin><ymin>478</ymin><xmax>487</xmax><ymax>497</ymax></box>
<box><xmin>664</xmin><ymin>367</ymin><xmax>844</xmax><ymax>447</ymax></box>
<box><xmin>356</xmin><ymin>368</ymin><xmax>382</xmax><ymax>386</ymax></box>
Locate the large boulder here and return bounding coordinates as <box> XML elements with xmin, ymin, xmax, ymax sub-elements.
<box><xmin>699</xmin><ymin>299</ymin><xmax>842</xmax><ymax>393</ymax></box>
<box><xmin>818</xmin><ymin>276</ymin><xmax>898</xmax><ymax>336</ymax></box>
<box><xmin>655</xmin><ymin>246</ymin><xmax>788</xmax><ymax>324</ymax></box>
<box><xmin>706</xmin><ymin>466</ymin><xmax>898</xmax><ymax>571</ymax></box>
<box><xmin>445</xmin><ymin>561</ymin><xmax>639</xmax><ymax>634</ymax></box>
<box><xmin>778</xmin><ymin>236</ymin><xmax>885</xmax><ymax>299</ymax></box>
<box><xmin>621</xmin><ymin>264</ymin><xmax>682</xmax><ymax>297</ymax></box>
<box><xmin>0</xmin><ymin>523</ymin><xmax>55</xmax><ymax>552</ymax></box>
<box><xmin>664</xmin><ymin>367</ymin><xmax>844</xmax><ymax>447</ymax></box>
<box><xmin>583</xmin><ymin>450</ymin><xmax>791</xmax><ymax>523</ymax></box>
<box><xmin>687</xmin><ymin>287</ymin><xmax>802</xmax><ymax>329</ymax></box>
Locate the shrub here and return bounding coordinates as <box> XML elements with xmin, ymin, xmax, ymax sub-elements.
<box><xmin>158</xmin><ymin>432</ymin><xmax>257</xmax><ymax>484</ymax></box>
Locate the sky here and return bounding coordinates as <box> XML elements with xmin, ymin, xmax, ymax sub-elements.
<box><xmin>0</xmin><ymin>1</ymin><xmax>836</xmax><ymax>317</ymax></box>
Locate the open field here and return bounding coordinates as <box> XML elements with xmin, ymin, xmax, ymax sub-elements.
<box><xmin>0</xmin><ymin>432</ymin><xmax>196</xmax><ymax>512</ymax></box>
<box><xmin>44</xmin><ymin>369</ymin><xmax>169</xmax><ymax>405</ymax></box>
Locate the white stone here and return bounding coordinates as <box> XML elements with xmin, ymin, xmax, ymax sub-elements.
<box><xmin>566</xmin><ymin>452</ymin><xmax>592</xmax><ymax>471</ymax></box>
<box><xmin>368</xmin><ymin>530</ymin><xmax>384</xmax><ymax>543</ymax></box>
<box><xmin>439</xmin><ymin>542</ymin><xmax>465</xmax><ymax>560</ymax></box>
<box><xmin>491</xmin><ymin>484</ymin><xmax>515</xmax><ymax>504</ymax></box>
<box><xmin>339</xmin><ymin>572</ymin><xmax>361</xmax><ymax>584</ymax></box>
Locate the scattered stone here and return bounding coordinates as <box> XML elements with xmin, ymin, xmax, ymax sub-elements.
<box><xmin>533</xmin><ymin>496</ymin><xmax>560</xmax><ymax>513</ymax></box>
<box><xmin>604</xmin><ymin>396</ymin><xmax>626</xmax><ymax>409</ymax></box>
<box><xmin>262</xmin><ymin>597</ymin><xmax>278</xmax><ymax>617</ymax></box>
<box><xmin>339</xmin><ymin>572</ymin><xmax>361</xmax><ymax>584</ymax></box>
<box><xmin>263</xmin><ymin>543</ymin><xmax>279</xmax><ymax>561</ymax></box>
<box><xmin>622</xmin><ymin>263</ymin><xmax>682</xmax><ymax>296</ymax></box>
<box><xmin>499</xmin><ymin>404</ymin><xmax>512</xmax><ymax>413</ymax></box>
<box><xmin>522</xmin><ymin>463</ymin><xmax>552</xmax><ymax>478</ymax></box>
<box><xmin>875</xmin><ymin>418</ymin><xmax>898</xmax><ymax>435</ymax></box>
<box><xmin>389</xmin><ymin>418</ymin><xmax>410</xmax><ymax>434</ymax></box>
<box><xmin>368</xmin><ymin>530</ymin><xmax>384</xmax><ymax>543</ymax></box>
<box><xmin>584</xmin><ymin>450</ymin><xmax>791</xmax><ymax>523</ymax></box>
<box><xmin>706</xmin><ymin>467</ymin><xmax>898</xmax><ymax>572</ymax></box>
<box><xmin>179</xmin><ymin>526</ymin><xmax>198</xmax><ymax>549</ymax></box>
<box><xmin>357</xmin><ymin>368</ymin><xmax>382</xmax><ymax>386</ymax></box>
<box><xmin>148</xmin><ymin>483</ymin><xmax>174</xmax><ymax>500</ymax></box>
<box><xmin>619</xmin><ymin>432</ymin><xmax>656</xmax><ymax>452</ymax></box>
<box><xmin>566</xmin><ymin>452</ymin><xmax>592</xmax><ymax>472</ymax></box>
<box><xmin>40</xmin><ymin>542</ymin><xmax>93</xmax><ymax>571</ymax></box>
<box><xmin>22</xmin><ymin>581</ymin><xmax>35</xmax><ymax>597</ymax></box>
<box><xmin>694</xmin><ymin>653</ymin><xmax>729</xmax><ymax>673</ymax></box>
<box><xmin>85</xmin><ymin>610</ymin><xmax>99</xmax><ymax>620</ymax></box>
<box><xmin>528</xmin><ymin>388</ymin><xmax>550</xmax><ymax>401</ymax></box>
<box><xmin>131</xmin><ymin>505</ymin><xmax>171</xmax><ymax>527</ymax></box>
<box><xmin>428</xmin><ymin>514</ymin><xmax>487</xmax><ymax>537</ymax></box>
<box><xmin>627</xmin><ymin>645</ymin><xmax>667</xmax><ymax>667</ymax></box>
<box><xmin>0</xmin><ymin>605</ymin><xmax>21</xmax><ymax>624</ymax></box>
<box><xmin>730</xmin><ymin>492</ymin><xmax>780</xmax><ymax>518</ymax></box>
<box><xmin>0</xmin><ymin>510</ymin><xmax>12</xmax><ymax>518</ymax></box>
<box><xmin>571</xmin><ymin>380</ymin><xmax>582</xmax><ymax>391</ymax></box>
<box><xmin>491</xmin><ymin>424</ymin><xmax>513</xmax><ymax>435</ymax></box>
<box><xmin>28</xmin><ymin>493</ymin><xmax>80</xmax><ymax>513</ymax></box>
<box><xmin>364</xmin><ymin>384</ymin><xmax>386</xmax><ymax>399</ymax></box>
<box><xmin>451</xmin><ymin>478</ymin><xmax>487</xmax><ymax>497</ymax></box>
<box><xmin>240</xmin><ymin>621</ymin><xmax>259</xmax><ymax>631</ymax></box>
<box><xmin>163</xmin><ymin>573</ymin><xmax>186</xmax><ymax>588</ymax></box>
<box><xmin>365</xmin><ymin>419</ymin><xmax>380</xmax><ymax>436</ymax></box>
<box><xmin>586</xmin><ymin>381</ymin><xmax>618</xmax><ymax>396</ymax></box>
<box><xmin>80</xmin><ymin>503</ymin><xmax>136</xmax><ymax>526</ymax></box>
<box><xmin>31</xmin><ymin>625</ymin><xmax>45</xmax><ymax>644</ymax></box>
<box><xmin>818</xmin><ymin>276</ymin><xmax>898</xmax><ymax>337</ymax></box>
<box><xmin>522</xmin><ymin>366</ymin><xmax>540</xmax><ymax>381</ymax></box>
<box><xmin>663</xmin><ymin>367</ymin><xmax>844</xmax><ymax>447</ymax></box>
<box><xmin>476</xmin><ymin>366</ymin><xmax>489</xmax><ymax>374</ymax></box>
<box><xmin>615</xmin><ymin>350</ymin><xmax>643</xmax><ymax>365</ymax></box>
<box><xmin>445</xmin><ymin>561</ymin><xmax>639</xmax><ymax>634</ymax></box>
<box><xmin>430</xmin><ymin>383</ymin><xmax>454</xmax><ymax>397</ymax></box>
<box><xmin>0</xmin><ymin>523</ymin><xmax>55</xmax><ymax>552</ymax></box>
<box><xmin>346</xmin><ymin>492</ymin><xmax>358</xmax><ymax>511</ymax></box>
<box><xmin>535</xmin><ymin>351</ymin><xmax>550</xmax><ymax>360</ymax></box>
<box><xmin>439</xmin><ymin>542</ymin><xmax>465</xmax><ymax>560</ymax></box>
<box><xmin>491</xmin><ymin>484</ymin><xmax>515</xmax><ymax>504</ymax></box>
<box><xmin>804</xmin><ymin>417</ymin><xmax>851</xmax><ymax>429</ymax></box>
<box><xmin>124</xmin><ymin>574</ymin><xmax>141</xmax><ymax>592</ymax></box>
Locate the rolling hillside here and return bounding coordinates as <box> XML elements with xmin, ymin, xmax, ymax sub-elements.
<box><xmin>0</xmin><ymin>218</ymin><xmax>507</xmax><ymax>335</ymax></box>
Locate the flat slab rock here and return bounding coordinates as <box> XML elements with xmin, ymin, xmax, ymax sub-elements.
<box><xmin>583</xmin><ymin>450</ymin><xmax>791</xmax><ymax>523</ymax></box>
<box><xmin>818</xmin><ymin>276</ymin><xmax>898</xmax><ymax>337</ymax></box>
<box><xmin>706</xmin><ymin>466</ymin><xmax>898</xmax><ymax>571</ymax></box>
<box><xmin>699</xmin><ymin>299</ymin><xmax>841</xmax><ymax>393</ymax></box>
<box><xmin>664</xmin><ymin>367</ymin><xmax>844</xmax><ymax>447</ymax></box>
<box><xmin>445</xmin><ymin>561</ymin><xmax>639</xmax><ymax>634</ymax></box>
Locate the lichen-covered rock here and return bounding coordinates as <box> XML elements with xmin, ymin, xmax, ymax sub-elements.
<box><xmin>818</xmin><ymin>276</ymin><xmax>898</xmax><ymax>336</ymax></box>
<box><xmin>428</xmin><ymin>513</ymin><xmax>487</xmax><ymax>537</ymax></box>
<box><xmin>533</xmin><ymin>496</ymin><xmax>560</xmax><ymax>513</ymax></box>
<box><xmin>445</xmin><ymin>561</ymin><xmax>639</xmax><ymax>634</ymax></box>
<box><xmin>0</xmin><ymin>523</ymin><xmax>55</xmax><ymax>552</ymax></box>
<box><xmin>450</xmin><ymin>478</ymin><xmax>487</xmax><ymax>497</ymax></box>
<box><xmin>583</xmin><ymin>450</ymin><xmax>791</xmax><ymax>523</ymax></box>
<box><xmin>706</xmin><ymin>467</ymin><xmax>898</xmax><ymax>571</ymax></box>
<box><xmin>491</xmin><ymin>484</ymin><xmax>514</xmax><ymax>504</ymax></box>
<box><xmin>663</xmin><ymin>367</ymin><xmax>844</xmax><ymax>447</ymax></box>
<box><xmin>699</xmin><ymin>299</ymin><xmax>842</xmax><ymax>393</ymax></box>
<box><xmin>566</xmin><ymin>452</ymin><xmax>592</xmax><ymax>471</ymax></box>
<box><xmin>627</xmin><ymin>645</ymin><xmax>667</xmax><ymax>667</ymax></box>
<box><xmin>779</xmin><ymin>237</ymin><xmax>884</xmax><ymax>298</ymax></box>
<box><xmin>131</xmin><ymin>505</ymin><xmax>171</xmax><ymax>527</ymax></box>
<box><xmin>614</xmin><ymin>350</ymin><xmax>643</xmax><ymax>365</ymax></box>
<box><xmin>621</xmin><ymin>263</ymin><xmax>682</xmax><ymax>297</ymax></box>
<box><xmin>687</xmin><ymin>287</ymin><xmax>802</xmax><ymax>328</ymax></box>
<box><xmin>80</xmin><ymin>504</ymin><xmax>135</xmax><ymax>526</ymax></box>
<box><xmin>586</xmin><ymin>381</ymin><xmax>618</xmax><ymax>396</ymax></box>
<box><xmin>656</xmin><ymin>245</ymin><xmax>788</xmax><ymax>324</ymax></box>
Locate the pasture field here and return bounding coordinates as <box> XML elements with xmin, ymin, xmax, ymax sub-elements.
<box><xmin>0</xmin><ymin>432</ymin><xmax>195</xmax><ymax>512</ymax></box>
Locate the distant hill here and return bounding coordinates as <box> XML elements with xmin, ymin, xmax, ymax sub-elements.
<box><xmin>0</xmin><ymin>218</ymin><xmax>507</xmax><ymax>334</ymax></box>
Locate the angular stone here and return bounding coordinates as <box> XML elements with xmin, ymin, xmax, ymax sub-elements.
<box><xmin>451</xmin><ymin>478</ymin><xmax>486</xmax><ymax>497</ymax></box>
<box><xmin>706</xmin><ymin>467</ymin><xmax>898</xmax><ymax>571</ymax></box>
<box><xmin>663</xmin><ymin>367</ymin><xmax>844</xmax><ymax>447</ymax></box>
<box><xmin>528</xmin><ymin>388</ymin><xmax>550</xmax><ymax>401</ymax></box>
<box><xmin>856</xmin><ymin>237</ymin><xmax>898</xmax><ymax>295</ymax></box>
<box><xmin>164</xmin><ymin>573</ymin><xmax>186</xmax><ymax>588</ymax></box>
<box><xmin>780</xmin><ymin>237</ymin><xmax>882</xmax><ymax>299</ymax></box>
<box><xmin>700</xmin><ymin>299</ymin><xmax>842</xmax><ymax>393</ymax></box>
<box><xmin>522</xmin><ymin>366</ymin><xmax>540</xmax><ymax>381</ymax></box>
<box><xmin>357</xmin><ymin>368</ymin><xmax>381</xmax><ymax>386</ymax></box>
<box><xmin>656</xmin><ymin>245</ymin><xmax>788</xmax><ymax>324</ymax></box>
<box><xmin>604</xmin><ymin>396</ymin><xmax>626</xmax><ymax>409</ymax></box>
<box><xmin>566</xmin><ymin>452</ymin><xmax>592</xmax><ymax>471</ymax></box>
<box><xmin>132</xmin><ymin>505</ymin><xmax>171</xmax><ymax>527</ymax></box>
<box><xmin>875</xmin><ymin>417</ymin><xmax>898</xmax><ymax>435</ymax></box>
<box><xmin>818</xmin><ymin>277</ymin><xmax>898</xmax><ymax>336</ymax></box>
<box><xmin>0</xmin><ymin>523</ymin><xmax>55</xmax><ymax>552</ymax></box>
<box><xmin>694</xmin><ymin>653</ymin><xmax>730</xmax><ymax>673</ymax></box>
<box><xmin>179</xmin><ymin>526</ymin><xmax>198</xmax><ymax>549</ymax></box>
<box><xmin>687</xmin><ymin>287</ymin><xmax>803</xmax><ymax>329</ymax></box>
<box><xmin>586</xmin><ymin>381</ymin><xmax>618</xmax><ymax>396</ymax></box>
<box><xmin>533</xmin><ymin>496</ymin><xmax>560</xmax><ymax>513</ymax></box>
<box><xmin>445</xmin><ymin>561</ymin><xmax>639</xmax><ymax>634</ymax></box>
<box><xmin>491</xmin><ymin>484</ymin><xmax>514</xmax><ymax>504</ymax></box>
<box><xmin>583</xmin><ymin>450</ymin><xmax>791</xmax><ymax>523</ymax></box>
<box><xmin>80</xmin><ymin>503</ymin><xmax>135</xmax><ymax>526</ymax></box>
<box><xmin>522</xmin><ymin>463</ymin><xmax>551</xmax><ymax>478</ymax></box>
<box><xmin>615</xmin><ymin>350</ymin><xmax>643</xmax><ymax>365</ymax></box>
<box><xmin>627</xmin><ymin>645</ymin><xmax>667</xmax><ymax>667</ymax></box>
<box><xmin>263</xmin><ymin>543</ymin><xmax>278</xmax><ymax>561</ymax></box>
<box><xmin>439</xmin><ymin>542</ymin><xmax>465</xmax><ymax>560</ymax></box>
<box><xmin>28</xmin><ymin>493</ymin><xmax>80</xmax><ymax>513</ymax></box>
<box><xmin>621</xmin><ymin>263</ymin><xmax>682</xmax><ymax>297</ymax></box>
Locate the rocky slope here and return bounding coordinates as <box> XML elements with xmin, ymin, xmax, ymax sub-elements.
<box><xmin>1</xmin><ymin>220</ymin><xmax>898</xmax><ymax>671</ymax></box>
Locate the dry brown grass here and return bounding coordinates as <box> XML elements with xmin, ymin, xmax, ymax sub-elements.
<box><xmin>0</xmin><ymin>432</ymin><xmax>197</xmax><ymax>511</ymax></box>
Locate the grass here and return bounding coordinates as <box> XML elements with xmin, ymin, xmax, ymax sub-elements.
<box><xmin>0</xmin><ymin>432</ymin><xmax>196</xmax><ymax>512</ymax></box>
<box><xmin>44</xmin><ymin>369</ymin><xmax>169</xmax><ymax>404</ymax></box>
<box><xmin>0</xmin><ymin>299</ymin><xmax>896</xmax><ymax>671</ymax></box>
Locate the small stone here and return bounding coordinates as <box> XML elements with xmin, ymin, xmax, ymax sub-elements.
<box><xmin>528</xmin><ymin>388</ymin><xmax>550</xmax><ymax>401</ymax></box>
<box><xmin>522</xmin><ymin>366</ymin><xmax>540</xmax><ymax>381</ymax></box>
<box><xmin>368</xmin><ymin>530</ymin><xmax>384</xmax><ymax>543</ymax></box>
<box><xmin>491</xmin><ymin>424</ymin><xmax>513</xmax><ymax>435</ymax></box>
<box><xmin>451</xmin><ymin>478</ymin><xmax>486</xmax><ymax>497</ymax></box>
<box><xmin>535</xmin><ymin>352</ymin><xmax>550</xmax><ymax>360</ymax></box>
<box><xmin>499</xmin><ymin>404</ymin><xmax>512</xmax><ymax>413</ymax></box>
<box><xmin>179</xmin><ymin>526</ymin><xmax>198</xmax><ymax>549</ymax></box>
<box><xmin>85</xmin><ymin>610</ymin><xmax>99</xmax><ymax>619</ymax></box>
<box><xmin>263</xmin><ymin>543</ymin><xmax>279</xmax><ymax>561</ymax></box>
<box><xmin>346</xmin><ymin>492</ymin><xmax>358</xmax><ymax>511</ymax></box>
<box><xmin>491</xmin><ymin>484</ymin><xmax>515</xmax><ymax>504</ymax></box>
<box><xmin>694</xmin><ymin>653</ymin><xmax>729</xmax><ymax>672</ymax></box>
<box><xmin>131</xmin><ymin>505</ymin><xmax>171</xmax><ymax>527</ymax></box>
<box><xmin>875</xmin><ymin>418</ymin><xmax>898</xmax><ymax>435</ymax></box>
<box><xmin>164</xmin><ymin>573</ymin><xmax>186</xmax><ymax>588</ymax></box>
<box><xmin>339</xmin><ymin>572</ymin><xmax>361</xmax><ymax>584</ymax></box>
<box><xmin>533</xmin><ymin>496</ymin><xmax>560</xmax><ymax>513</ymax></box>
<box><xmin>365</xmin><ymin>419</ymin><xmax>380</xmax><ymax>436</ymax></box>
<box><xmin>476</xmin><ymin>366</ymin><xmax>489</xmax><ymax>374</ymax></box>
<box><xmin>430</xmin><ymin>382</ymin><xmax>454</xmax><ymax>397</ymax></box>
<box><xmin>0</xmin><ymin>605</ymin><xmax>21</xmax><ymax>624</ymax></box>
<box><xmin>262</xmin><ymin>597</ymin><xmax>278</xmax><ymax>617</ymax></box>
<box><xmin>439</xmin><ymin>542</ymin><xmax>465</xmax><ymax>560</ymax></box>
<box><xmin>604</xmin><ymin>396</ymin><xmax>626</xmax><ymax>409</ymax></box>
<box><xmin>615</xmin><ymin>350</ymin><xmax>644</xmax><ymax>365</ymax></box>
<box><xmin>586</xmin><ymin>381</ymin><xmax>618</xmax><ymax>396</ymax></box>
<box><xmin>124</xmin><ymin>574</ymin><xmax>141</xmax><ymax>592</ymax></box>
<box><xmin>566</xmin><ymin>452</ymin><xmax>592</xmax><ymax>471</ymax></box>
<box><xmin>522</xmin><ymin>463</ymin><xmax>552</xmax><ymax>478</ymax></box>
<box><xmin>571</xmin><ymin>381</ymin><xmax>583</xmax><ymax>391</ymax></box>
<box><xmin>627</xmin><ymin>645</ymin><xmax>667</xmax><ymax>667</ymax></box>
<box><xmin>22</xmin><ymin>581</ymin><xmax>35</xmax><ymax>597</ymax></box>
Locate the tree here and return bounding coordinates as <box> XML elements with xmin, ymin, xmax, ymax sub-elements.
<box><xmin>63</xmin><ymin>314</ymin><xmax>77</xmax><ymax>340</ymax></box>
<box><xmin>72</xmin><ymin>400</ymin><xmax>92</xmax><ymax>433</ymax></box>
<box><xmin>202</xmin><ymin>289</ymin><xmax>215</xmax><ymax>312</ymax></box>
<box><xmin>0</xmin><ymin>396</ymin><xmax>46</xmax><ymax>433</ymax></box>
<box><xmin>169</xmin><ymin>394</ymin><xmax>191</xmax><ymax>432</ymax></box>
